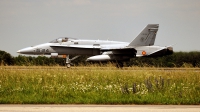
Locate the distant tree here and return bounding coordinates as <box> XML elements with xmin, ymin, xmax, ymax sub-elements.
<box><xmin>4</xmin><ymin>51</ymin><xmax>200</xmax><ymax>67</ymax></box>
<box><xmin>129</xmin><ymin>52</ymin><xmax>200</xmax><ymax>67</ymax></box>
<box><xmin>14</xmin><ymin>55</ymin><xmax>27</xmax><ymax>65</ymax></box>
<box><xmin>0</xmin><ymin>50</ymin><xmax>14</xmax><ymax>65</ymax></box>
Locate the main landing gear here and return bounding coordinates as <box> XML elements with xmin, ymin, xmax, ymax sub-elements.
<box><xmin>65</xmin><ymin>55</ymin><xmax>80</xmax><ymax>68</ymax></box>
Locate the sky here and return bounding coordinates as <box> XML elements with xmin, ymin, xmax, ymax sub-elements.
<box><xmin>0</xmin><ymin>0</ymin><xmax>200</xmax><ymax>56</ymax></box>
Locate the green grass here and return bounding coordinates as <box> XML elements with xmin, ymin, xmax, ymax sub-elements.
<box><xmin>0</xmin><ymin>65</ymin><xmax>200</xmax><ymax>104</ymax></box>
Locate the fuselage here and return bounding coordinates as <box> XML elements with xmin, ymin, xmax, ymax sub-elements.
<box><xmin>17</xmin><ymin>37</ymin><xmax>172</xmax><ymax>57</ymax></box>
<box><xmin>17</xmin><ymin>37</ymin><xmax>128</xmax><ymax>55</ymax></box>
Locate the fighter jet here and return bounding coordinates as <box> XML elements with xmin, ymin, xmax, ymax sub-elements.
<box><xmin>17</xmin><ymin>24</ymin><xmax>173</xmax><ymax>68</ymax></box>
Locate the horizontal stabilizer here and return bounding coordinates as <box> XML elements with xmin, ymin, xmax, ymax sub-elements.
<box><xmin>147</xmin><ymin>46</ymin><xmax>173</xmax><ymax>57</ymax></box>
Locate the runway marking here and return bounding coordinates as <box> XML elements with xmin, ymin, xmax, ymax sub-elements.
<box><xmin>0</xmin><ymin>105</ymin><xmax>200</xmax><ymax>112</ymax></box>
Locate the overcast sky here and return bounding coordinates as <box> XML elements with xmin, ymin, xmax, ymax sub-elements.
<box><xmin>0</xmin><ymin>0</ymin><xmax>200</xmax><ymax>56</ymax></box>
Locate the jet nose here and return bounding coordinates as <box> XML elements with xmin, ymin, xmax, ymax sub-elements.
<box><xmin>17</xmin><ymin>47</ymin><xmax>34</xmax><ymax>54</ymax></box>
<box><xmin>17</xmin><ymin>50</ymin><xmax>21</xmax><ymax>53</ymax></box>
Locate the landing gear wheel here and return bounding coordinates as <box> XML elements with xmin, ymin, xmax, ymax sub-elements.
<box><xmin>65</xmin><ymin>55</ymin><xmax>80</xmax><ymax>68</ymax></box>
<box><xmin>66</xmin><ymin>63</ymin><xmax>71</xmax><ymax>68</ymax></box>
<box><xmin>66</xmin><ymin>55</ymin><xmax>71</xmax><ymax>68</ymax></box>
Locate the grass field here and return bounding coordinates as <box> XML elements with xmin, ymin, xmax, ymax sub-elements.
<box><xmin>0</xmin><ymin>65</ymin><xmax>200</xmax><ymax>104</ymax></box>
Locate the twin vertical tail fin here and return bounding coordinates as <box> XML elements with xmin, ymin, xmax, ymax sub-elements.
<box><xmin>128</xmin><ymin>24</ymin><xmax>159</xmax><ymax>46</ymax></box>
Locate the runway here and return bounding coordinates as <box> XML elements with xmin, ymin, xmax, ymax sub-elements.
<box><xmin>0</xmin><ymin>105</ymin><xmax>200</xmax><ymax>112</ymax></box>
<box><xmin>3</xmin><ymin>66</ymin><xmax>200</xmax><ymax>71</ymax></box>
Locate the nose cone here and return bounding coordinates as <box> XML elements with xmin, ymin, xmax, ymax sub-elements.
<box><xmin>17</xmin><ymin>47</ymin><xmax>34</xmax><ymax>54</ymax></box>
<box><xmin>17</xmin><ymin>50</ymin><xmax>21</xmax><ymax>53</ymax></box>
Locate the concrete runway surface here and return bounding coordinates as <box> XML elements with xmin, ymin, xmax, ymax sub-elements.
<box><xmin>0</xmin><ymin>105</ymin><xmax>200</xmax><ymax>112</ymax></box>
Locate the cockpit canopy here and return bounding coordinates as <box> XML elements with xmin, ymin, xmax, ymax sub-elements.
<box><xmin>49</xmin><ymin>37</ymin><xmax>77</xmax><ymax>43</ymax></box>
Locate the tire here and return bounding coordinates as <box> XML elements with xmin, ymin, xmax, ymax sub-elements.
<box><xmin>66</xmin><ymin>63</ymin><xmax>71</xmax><ymax>68</ymax></box>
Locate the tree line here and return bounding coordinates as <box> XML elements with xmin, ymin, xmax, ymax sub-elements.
<box><xmin>0</xmin><ymin>50</ymin><xmax>200</xmax><ymax>67</ymax></box>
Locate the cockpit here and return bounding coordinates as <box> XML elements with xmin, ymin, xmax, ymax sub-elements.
<box><xmin>49</xmin><ymin>37</ymin><xmax>77</xmax><ymax>43</ymax></box>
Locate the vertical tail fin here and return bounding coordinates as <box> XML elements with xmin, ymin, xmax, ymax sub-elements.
<box><xmin>128</xmin><ymin>24</ymin><xmax>159</xmax><ymax>46</ymax></box>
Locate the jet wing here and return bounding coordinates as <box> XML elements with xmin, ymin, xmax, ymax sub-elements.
<box><xmin>50</xmin><ymin>45</ymin><xmax>101</xmax><ymax>55</ymax></box>
<box><xmin>51</xmin><ymin>45</ymin><xmax>136</xmax><ymax>53</ymax></box>
<box><xmin>51</xmin><ymin>45</ymin><xmax>137</xmax><ymax>56</ymax></box>
<box><xmin>50</xmin><ymin>45</ymin><xmax>101</xmax><ymax>49</ymax></box>
<box><xmin>101</xmin><ymin>47</ymin><xmax>137</xmax><ymax>56</ymax></box>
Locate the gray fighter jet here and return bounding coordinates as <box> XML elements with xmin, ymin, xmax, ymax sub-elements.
<box><xmin>17</xmin><ymin>24</ymin><xmax>173</xmax><ymax>67</ymax></box>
